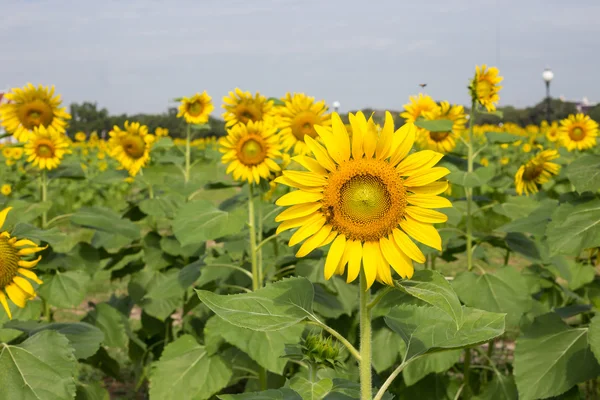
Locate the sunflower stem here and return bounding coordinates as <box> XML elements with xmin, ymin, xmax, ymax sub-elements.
<box><xmin>248</xmin><ymin>185</ymin><xmax>260</xmax><ymax>291</ymax></box>
<box><xmin>184</xmin><ymin>124</ymin><xmax>191</xmax><ymax>183</ymax></box>
<box><xmin>41</xmin><ymin>170</ymin><xmax>48</xmax><ymax>229</ymax></box>
<box><xmin>466</xmin><ymin>100</ymin><xmax>476</xmax><ymax>271</ymax></box>
<box><xmin>257</xmin><ymin>200</ymin><xmax>264</xmax><ymax>287</ymax></box>
<box><xmin>359</xmin><ymin>271</ymin><xmax>372</xmax><ymax>400</ymax></box>
<box><xmin>463</xmin><ymin>348</ymin><xmax>472</xmax><ymax>398</ymax></box>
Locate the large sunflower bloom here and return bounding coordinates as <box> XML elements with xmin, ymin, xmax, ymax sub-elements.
<box><xmin>400</xmin><ymin>93</ymin><xmax>438</xmax><ymax>124</ymax></box>
<box><xmin>418</xmin><ymin>101</ymin><xmax>466</xmax><ymax>153</ymax></box>
<box><xmin>558</xmin><ymin>113</ymin><xmax>598</xmax><ymax>151</ymax></box>
<box><xmin>469</xmin><ymin>65</ymin><xmax>503</xmax><ymax>112</ymax></box>
<box><xmin>275</xmin><ymin>112</ymin><xmax>451</xmax><ymax>288</ymax></box>
<box><xmin>0</xmin><ymin>207</ymin><xmax>46</xmax><ymax>319</ymax></box>
<box><xmin>24</xmin><ymin>125</ymin><xmax>71</xmax><ymax>170</ymax></box>
<box><xmin>515</xmin><ymin>149</ymin><xmax>560</xmax><ymax>196</ymax></box>
<box><xmin>222</xmin><ymin>88</ymin><xmax>275</xmax><ymax>128</ymax></box>
<box><xmin>177</xmin><ymin>91</ymin><xmax>214</xmax><ymax>124</ymax></box>
<box><xmin>219</xmin><ymin>121</ymin><xmax>283</xmax><ymax>184</ymax></box>
<box><xmin>278</xmin><ymin>93</ymin><xmax>332</xmax><ymax>155</ymax></box>
<box><xmin>0</xmin><ymin>83</ymin><xmax>71</xmax><ymax>142</ymax></box>
<box><xmin>108</xmin><ymin>121</ymin><xmax>154</xmax><ymax>177</ymax></box>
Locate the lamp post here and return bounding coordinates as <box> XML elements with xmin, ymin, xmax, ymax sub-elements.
<box><xmin>332</xmin><ymin>101</ymin><xmax>340</xmax><ymax>113</ymax></box>
<box><xmin>542</xmin><ymin>68</ymin><xmax>554</xmax><ymax>121</ymax></box>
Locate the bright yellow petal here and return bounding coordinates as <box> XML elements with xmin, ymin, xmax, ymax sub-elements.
<box><xmin>292</xmin><ymin>155</ymin><xmax>328</xmax><ymax>176</ymax></box>
<box><xmin>0</xmin><ymin>207</ymin><xmax>12</xmax><ymax>230</ymax></box>
<box><xmin>403</xmin><ymin>167</ymin><xmax>450</xmax><ymax>187</ymax></box>
<box><xmin>396</xmin><ymin>150</ymin><xmax>443</xmax><ymax>176</ymax></box>
<box><xmin>392</xmin><ymin>228</ymin><xmax>426</xmax><ymax>263</ymax></box>
<box><xmin>405</xmin><ymin>206</ymin><xmax>448</xmax><ymax>223</ymax></box>
<box><xmin>376</xmin><ymin>111</ymin><xmax>394</xmax><ymax>160</ymax></box>
<box><xmin>17</xmin><ymin>256</ymin><xmax>42</xmax><ymax>269</ymax></box>
<box><xmin>324</xmin><ymin>235</ymin><xmax>347</xmax><ymax>280</ymax></box>
<box><xmin>380</xmin><ymin>236</ymin><xmax>413</xmax><ymax>279</ymax></box>
<box><xmin>407</xmin><ymin>194</ymin><xmax>452</xmax><ymax>209</ymax></box>
<box><xmin>275</xmin><ymin>203</ymin><xmax>322</xmax><ymax>222</ymax></box>
<box><xmin>276</xmin><ymin>190</ymin><xmax>323</xmax><ymax>206</ymax></box>
<box><xmin>0</xmin><ymin>292</ymin><xmax>11</xmax><ymax>319</ymax></box>
<box><xmin>363</xmin><ymin>119</ymin><xmax>377</xmax><ymax>159</ymax></box>
<box><xmin>373</xmin><ymin>242</ymin><xmax>394</xmax><ymax>286</ymax></box>
<box><xmin>349</xmin><ymin>113</ymin><xmax>364</xmax><ymax>159</ymax></box>
<box><xmin>408</xmin><ymin>181</ymin><xmax>449</xmax><ymax>195</ymax></box>
<box><xmin>346</xmin><ymin>240</ymin><xmax>362</xmax><ymax>283</ymax></box>
<box><xmin>296</xmin><ymin>224</ymin><xmax>333</xmax><ymax>257</ymax></box>
<box><xmin>18</xmin><ymin>269</ymin><xmax>43</xmax><ymax>284</ymax></box>
<box><xmin>289</xmin><ymin>215</ymin><xmax>327</xmax><ymax>247</ymax></box>
<box><xmin>400</xmin><ymin>216</ymin><xmax>442</xmax><ymax>251</ymax></box>
<box><xmin>282</xmin><ymin>171</ymin><xmax>327</xmax><ymax>187</ymax></box>
<box><xmin>305</xmin><ymin>136</ymin><xmax>337</xmax><ymax>171</ymax></box>
<box><xmin>13</xmin><ymin>276</ymin><xmax>35</xmax><ymax>296</ymax></box>
<box><xmin>389</xmin><ymin>123</ymin><xmax>417</xmax><ymax>166</ymax></box>
<box><xmin>361</xmin><ymin>242</ymin><xmax>379</xmax><ymax>289</ymax></box>
<box><xmin>5</xmin><ymin>283</ymin><xmax>28</xmax><ymax>308</ymax></box>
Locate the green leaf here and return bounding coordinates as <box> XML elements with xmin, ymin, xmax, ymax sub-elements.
<box><xmin>504</xmin><ymin>232</ymin><xmax>541</xmax><ymax>261</ymax></box>
<box><xmin>403</xmin><ymin>350</ymin><xmax>461</xmax><ymax>386</ymax></box>
<box><xmin>396</xmin><ymin>270</ymin><xmax>463</xmax><ymax>328</ymax></box>
<box><xmin>452</xmin><ymin>268</ymin><xmax>532</xmax><ymax>329</ymax></box>
<box><xmin>514</xmin><ymin>313</ymin><xmax>600</xmax><ymax>400</ymax></box>
<box><xmin>289</xmin><ymin>377</ymin><xmax>333</xmax><ymax>400</ymax></box>
<box><xmin>70</xmin><ymin>206</ymin><xmax>140</xmax><ymax>240</ymax></box>
<box><xmin>588</xmin><ymin>314</ymin><xmax>600</xmax><ymax>364</ymax></box>
<box><xmin>76</xmin><ymin>382</ymin><xmax>110</xmax><ymax>400</ymax></box>
<box><xmin>446</xmin><ymin>167</ymin><xmax>494</xmax><ymax>188</ymax></box>
<box><xmin>566</xmin><ymin>154</ymin><xmax>600</xmax><ymax>193</ymax></box>
<box><xmin>89</xmin><ymin>169</ymin><xmax>128</xmax><ymax>184</ymax></box>
<box><xmin>484</xmin><ymin>131</ymin><xmax>520</xmax><ymax>143</ymax></box>
<box><xmin>414</xmin><ymin>119</ymin><xmax>454</xmax><ymax>132</ymax></box>
<box><xmin>496</xmin><ymin>199</ymin><xmax>557</xmax><ymax>235</ymax></box>
<box><xmin>372</xmin><ymin>327</ymin><xmax>405</xmax><ymax>373</ymax></box>
<box><xmin>150</xmin><ymin>335</ymin><xmax>232</xmax><ymax>400</ymax></box>
<box><xmin>85</xmin><ymin>303</ymin><xmax>129</xmax><ymax>349</ymax></box>
<box><xmin>11</xmin><ymin>223</ymin><xmax>79</xmax><ymax>253</ymax></box>
<box><xmin>473</xmin><ymin>374</ymin><xmax>517</xmax><ymax>400</ymax></box>
<box><xmin>139</xmin><ymin>196</ymin><xmax>183</xmax><ymax>219</ymax></box>
<box><xmin>196</xmin><ymin>277</ymin><xmax>314</xmax><ymax>331</ymax></box>
<box><xmin>38</xmin><ymin>270</ymin><xmax>90</xmax><ymax>308</ymax></box>
<box><xmin>267</xmin><ymin>97</ymin><xmax>285</xmax><ymax>106</ymax></box>
<box><xmin>130</xmin><ymin>269</ymin><xmax>183</xmax><ymax>321</ymax></box>
<box><xmin>399</xmin><ymin>373</ymin><xmax>460</xmax><ymax>400</ymax></box>
<box><xmin>219</xmin><ymin>389</ymin><xmax>302</xmax><ymax>400</ymax></box>
<box><xmin>492</xmin><ymin>196</ymin><xmax>540</xmax><ymax>220</ymax></box>
<box><xmin>0</xmin><ymin>330</ymin><xmax>77</xmax><ymax>399</ymax></box>
<box><xmin>173</xmin><ymin>200</ymin><xmax>246</xmax><ymax>246</ymax></box>
<box><xmin>546</xmin><ymin>199</ymin><xmax>600</xmax><ymax>256</ymax></box>
<box><xmin>385</xmin><ymin>305</ymin><xmax>505</xmax><ymax>361</ymax></box>
<box><xmin>27</xmin><ymin>323</ymin><xmax>104</xmax><ymax>360</ymax></box>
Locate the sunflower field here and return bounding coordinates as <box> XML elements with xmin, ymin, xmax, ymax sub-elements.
<box><xmin>0</xmin><ymin>66</ymin><xmax>599</xmax><ymax>400</ymax></box>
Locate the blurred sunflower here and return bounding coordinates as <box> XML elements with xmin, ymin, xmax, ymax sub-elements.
<box><xmin>24</xmin><ymin>125</ymin><xmax>71</xmax><ymax>170</ymax></box>
<box><xmin>155</xmin><ymin>127</ymin><xmax>169</xmax><ymax>137</ymax></box>
<box><xmin>108</xmin><ymin>121</ymin><xmax>153</xmax><ymax>177</ymax></box>
<box><xmin>0</xmin><ymin>84</ymin><xmax>71</xmax><ymax>142</ymax></box>
<box><xmin>400</xmin><ymin>94</ymin><xmax>437</xmax><ymax>124</ymax></box>
<box><xmin>558</xmin><ymin>113</ymin><xmax>598</xmax><ymax>151</ymax></box>
<box><xmin>222</xmin><ymin>88</ymin><xmax>274</xmax><ymax>127</ymax></box>
<box><xmin>418</xmin><ymin>101</ymin><xmax>466</xmax><ymax>153</ymax></box>
<box><xmin>0</xmin><ymin>207</ymin><xmax>46</xmax><ymax>319</ymax></box>
<box><xmin>275</xmin><ymin>112</ymin><xmax>451</xmax><ymax>288</ymax></box>
<box><xmin>469</xmin><ymin>65</ymin><xmax>503</xmax><ymax>112</ymax></box>
<box><xmin>1</xmin><ymin>184</ymin><xmax>11</xmax><ymax>196</ymax></box>
<box><xmin>178</xmin><ymin>92</ymin><xmax>214</xmax><ymax>124</ymax></box>
<box><xmin>500</xmin><ymin>156</ymin><xmax>510</xmax><ymax>165</ymax></box>
<box><xmin>545</xmin><ymin>121</ymin><xmax>560</xmax><ymax>142</ymax></box>
<box><xmin>74</xmin><ymin>132</ymin><xmax>87</xmax><ymax>142</ymax></box>
<box><xmin>278</xmin><ymin>93</ymin><xmax>332</xmax><ymax>155</ymax></box>
<box><xmin>515</xmin><ymin>149</ymin><xmax>560</xmax><ymax>196</ymax></box>
<box><xmin>219</xmin><ymin>121</ymin><xmax>283</xmax><ymax>184</ymax></box>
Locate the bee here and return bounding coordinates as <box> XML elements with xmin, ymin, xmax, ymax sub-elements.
<box><xmin>418</xmin><ymin>83</ymin><xmax>427</xmax><ymax>88</ymax></box>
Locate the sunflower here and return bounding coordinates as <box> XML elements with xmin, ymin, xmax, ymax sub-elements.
<box><xmin>418</xmin><ymin>101</ymin><xmax>466</xmax><ymax>153</ymax></box>
<box><xmin>74</xmin><ymin>132</ymin><xmax>87</xmax><ymax>142</ymax></box>
<box><xmin>274</xmin><ymin>112</ymin><xmax>451</xmax><ymax>288</ymax></box>
<box><xmin>545</xmin><ymin>121</ymin><xmax>560</xmax><ymax>142</ymax></box>
<box><xmin>469</xmin><ymin>65</ymin><xmax>503</xmax><ymax>112</ymax></box>
<box><xmin>0</xmin><ymin>83</ymin><xmax>71</xmax><ymax>142</ymax></box>
<box><xmin>515</xmin><ymin>150</ymin><xmax>560</xmax><ymax>196</ymax></box>
<box><xmin>24</xmin><ymin>125</ymin><xmax>71</xmax><ymax>170</ymax></box>
<box><xmin>1</xmin><ymin>184</ymin><xmax>11</xmax><ymax>196</ymax></box>
<box><xmin>558</xmin><ymin>113</ymin><xmax>598</xmax><ymax>151</ymax></box>
<box><xmin>400</xmin><ymin>94</ymin><xmax>438</xmax><ymax>124</ymax></box>
<box><xmin>0</xmin><ymin>207</ymin><xmax>46</xmax><ymax>319</ymax></box>
<box><xmin>177</xmin><ymin>92</ymin><xmax>214</xmax><ymax>124</ymax></box>
<box><xmin>155</xmin><ymin>127</ymin><xmax>169</xmax><ymax>137</ymax></box>
<box><xmin>219</xmin><ymin>121</ymin><xmax>283</xmax><ymax>184</ymax></box>
<box><xmin>108</xmin><ymin>121</ymin><xmax>154</xmax><ymax>177</ymax></box>
<box><xmin>277</xmin><ymin>93</ymin><xmax>332</xmax><ymax>155</ymax></box>
<box><xmin>222</xmin><ymin>88</ymin><xmax>275</xmax><ymax>127</ymax></box>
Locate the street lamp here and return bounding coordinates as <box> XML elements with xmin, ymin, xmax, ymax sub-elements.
<box><xmin>332</xmin><ymin>101</ymin><xmax>340</xmax><ymax>113</ymax></box>
<box><xmin>542</xmin><ymin>68</ymin><xmax>554</xmax><ymax>121</ymax></box>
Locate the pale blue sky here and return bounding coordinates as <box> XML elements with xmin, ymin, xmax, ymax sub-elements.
<box><xmin>1</xmin><ymin>0</ymin><xmax>597</xmax><ymax>115</ymax></box>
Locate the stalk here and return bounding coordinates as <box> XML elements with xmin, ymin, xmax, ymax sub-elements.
<box><xmin>359</xmin><ymin>271</ymin><xmax>372</xmax><ymax>400</ymax></box>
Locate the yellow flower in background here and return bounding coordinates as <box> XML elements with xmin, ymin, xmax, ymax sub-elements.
<box><xmin>480</xmin><ymin>157</ymin><xmax>489</xmax><ymax>167</ymax></box>
<box><xmin>400</xmin><ymin>93</ymin><xmax>438</xmax><ymax>124</ymax></box>
<box><xmin>108</xmin><ymin>121</ymin><xmax>153</xmax><ymax>177</ymax></box>
<box><xmin>500</xmin><ymin>156</ymin><xmax>510</xmax><ymax>165</ymax></box>
<box><xmin>1</xmin><ymin>148</ymin><xmax>11</xmax><ymax>159</ymax></box>
<box><xmin>545</xmin><ymin>121</ymin><xmax>560</xmax><ymax>142</ymax></box>
<box><xmin>277</xmin><ymin>93</ymin><xmax>332</xmax><ymax>155</ymax></box>
<box><xmin>558</xmin><ymin>113</ymin><xmax>598</xmax><ymax>151</ymax></box>
<box><xmin>500</xmin><ymin>144</ymin><xmax>509</xmax><ymax>149</ymax></box>
<box><xmin>74</xmin><ymin>131</ymin><xmax>87</xmax><ymax>142</ymax></box>
<box><xmin>98</xmin><ymin>160</ymin><xmax>108</xmax><ymax>171</ymax></box>
<box><xmin>222</xmin><ymin>88</ymin><xmax>275</xmax><ymax>128</ymax></box>
<box><xmin>469</xmin><ymin>65</ymin><xmax>503</xmax><ymax>111</ymax></box>
<box><xmin>418</xmin><ymin>101</ymin><xmax>466</xmax><ymax>153</ymax></box>
<box><xmin>0</xmin><ymin>207</ymin><xmax>46</xmax><ymax>319</ymax></box>
<box><xmin>1</xmin><ymin>185</ymin><xmax>11</xmax><ymax>196</ymax></box>
<box><xmin>178</xmin><ymin>92</ymin><xmax>214</xmax><ymax>124</ymax></box>
<box><xmin>0</xmin><ymin>83</ymin><xmax>71</xmax><ymax>142</ymax></box>
<box><xmin>522</xmin><ymin>143</ymin><xmax>532</xmax><ymax>153</ymax></box>
<box><xmin>515</xmin><ymin>150</ymin><xmax>560</xmax><ymax>196</ymax></box>
<box><xmin>219</xmin><ymin>121</ymin><xmax>283</xmax><ymax>184</ymax></box>
<box><xmin>274</xmin><ymin>112</ymin><xmax>451</xmax><ymax>288</ymax></box>
<box><xmin>24</xmin><ymin>125</ymin><xmax>71</xmax><ymax>170</ymax></box>
<box><xmin>11</xmin><ymin>148</ymin><xmax>24</xmax><ymax>160</ymax></box>
<box><xmin>155</xmin><ymin>127</ymin><xmax>169</xmax><ymax>137</ymax></box>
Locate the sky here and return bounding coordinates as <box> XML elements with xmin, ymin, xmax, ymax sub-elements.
<box><xmin>1</xmin><ymin>0</ymin><xmax>598</xmax><ymax>115</ymax></box>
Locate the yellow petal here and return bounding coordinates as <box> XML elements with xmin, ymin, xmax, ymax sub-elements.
<box><xmin>396</xmin><ymin>150</ymin><xmax>444</xmax><ymax>176</ymax></box>
<box><xmin>13</xmin><ymin>276</ymin><xmax>35</xmax><ymax>296</ymax></box>
<box><xmin>336</xmin><ymin>239</ymin><xmax>352</xmax><ymax>275</ymax></box>
<box><xmin>275</xmin><ymin>203</ymin><xmax>322</xmax><ymax>222</ymax></box>
<box><xmin>389</xmin><ymin>123</ymin><xmax>417</xmax><ymax>166</ymax></box>
<box><xmin>5</xmin><ymin>283</ymin><xmax>28</xmax><ymax>308</ymax></box>
<box><xmin>18</xmin><ymin>269</ymin><xmax>43</xmax><ymax>284</ymax></box>
<box><xmin>346</xmin><ymin>240</ymin><xmax>362</xmax><ymax>283</ymax></box>
<box><xmin>292</xmin><ymin>155</ymin><xmax>328</xmax><ymax>176</ymax></box>
<box><xmin>296</xmin><ymin>224</ymin><xmax>333</xmax><ymax>257</ymax></box>
<box><xmin>18</xmin><ymin>246</ymin><xmax>47</xmax><ymax>256</ymax></box>
<box><xmin>331</xmin><ymin>113</ymin><xmax>350</xmax><ymax>162</ymax></box>
<box><xmin>305</xmin><ymin>136</ymin><xmax>337</xmax><ymax>171</ymax></box>
<box><xmin>407</xmin><ymin>194</ymin><xmax>452</xmax><ymax>209</ymax></box>
<box><xmin>400</xmin><ymin>216</ymin><xmax>442</xmax><ymax>251</ymax></box>
<box><xmin>282</xmin><ymin>171</ymin><xmax>327</xmax><ymax>187</ymax></box>
<box><xmin>349</xmin><ymin>113</ymin><xmax>364</xmax><ymax>159</ymax></box>
<box><xmin>392</xmin><ymin>228</ymin><xmax>426</xmax><ymax>263</ymax></box>
<box><xmin>315</xmin><ymin>124</ymin><xmax>344</xmax><ymax>165</ymax></box>
<box><xmin>18</xmin><ymin>256</ymin><xmax>42</xmax><ymax>269</ymax></box>
<box><xmin>405</xmin><ymin>206</ymin><xmax>448</xmax><ymax>223</ymax></box>
<box><xmin>408</xmin><ymin>181</ymin><xmax>449</xmax><ymax>195</ymax></box>
<box><xmin>0</xmin><ymin>292</ymin><xmax>11</xmax><ymax>319</ymax></box>
<box><xmin>0</xmin><ymin>207</ymin><xmax>12</xmax><ymax>230</ymax></box>
<box><xmin>276</xmin><ymin>190</ymin><xmax>323</xmax><ymax>206</ymax></box>
<box><xmin>361</xmin><ymin>242</ymin><xmax>379</xmax><ymax>289</ymax></box>
<box><xmin>380</xmin><ymin>236</ymin><xmax>413</xmax><ymax>279</ymax></box>
<box><xmin>403</xmin><ymin>167</ymin><xmax>450</xmax><ymax>187</ymax></box>
<box><xmin>289</xmin><ymin>215</ymin><xmax>326</xmax><ymax>247</ymax></box>
<box><xmin>320</xmin><ymin>231</ymin><xmax>338</xmax><ymax>247</ymax></box>
<box><xmin>363</xmin><ymin>119</ymin><xmax>377</xmax><ymax>159</ymax></box>
<box><xmin>14</xmin><ymin>239</ymin><xmax>38</xmax><ymax>248</ymax></box>
<box><xmin>274</xmin><ymin>176</ymin><xmax>323</xmax><ymax>192</ymax></box>
<box><xmin>376</xmin><ymin>111</ymin><xmax>394</xmax><ymax>160</ymax></box>
<box><xmin>324</xmin><ymin>235</ymin><xmax>347</xmax><ymax>280</ymax></box>
<box><xmin>373</xmin><ymin>242</ymin><xmax>394</xmax><ymax>286</ymax></box>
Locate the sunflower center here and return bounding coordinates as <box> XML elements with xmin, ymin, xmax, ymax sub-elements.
<box><xmin>291</xmin><ymin>112</ymin><xmax>319</xmax><ymax>141</ymax></box>
<box><xmin>570</xmin><ymin>127</ymin><xmax>585</xmax><ymax>141</ymax></box>
<box><xmin>121</xmin><ymin>135</ymin><xmax>146</xmax><ymax>159</ymax></box>
<box><xmin>322</xmin><ymin>159</ymin><xmax>407</xmax><ymax>242</ymax></box>
<box><xmin>522</xmin><ymin>163</ymin><xmax>544</xmax><ymax>181</ymax></box>
<box><xmin>188</xmin><ymin>101</ymin><xmax>205</xmax><ymax>117</ymax></box>
<box><xmin>236</xmin><ymin>104</ymin><xmax>261</xmax><ymax>124</ymax></box>
<box><xmin>237</xmin><ymin>136</ymin><xmax>267</xmax><ymax>166</ymax></box>
<box><xmin>0</xmin><ymin>236</ymin><xmax>20</xmax><ymax>289</ymax></box>
<box><xmin>35</xmin><ymin>139</ymin><xmax>56</xmax><ymax>158</ymax></box>
<box><xmin>429</xmin><ymin>131</ymin><xmax>450</xmax><ymax>142</ymax></box>
<box><xmin>17</xmin><ymin>100</ymin><xmax>55</xmax><ymax>130</ymax></box>
<box><xmin>476</xmin><ymin>80</ymin><xmax>493</xmax><ymax>99</ymax></box>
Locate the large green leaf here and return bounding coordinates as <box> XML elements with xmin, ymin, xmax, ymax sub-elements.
<box><xmin>492</xmin><ymin>196</ymin><xmax>540</xmax><ymax>220</ymax></box>
<box><xmin>196</xmin><ymin>277</ymin><xmax>314</xmax><ymax>331</ymax></box>
<box><xmin>485</xmin><ymin>132</ymin><xmax>522</xmax><ymax>144</ymax></box>
<box><xmin>219</xmin><ymin>389</ymin><xmax>302</xmax><ymax>400</ymax></box>
<box><xmin>28</xmin><ymin>323</ymin><xmax>103</xmax><ymax>360</ymax></box>
<box><xmin>396</xmin><ymin>270</ymin><xmax>463</xmax><ymax>328</ymax></box>
<box><xmin>84</xmin><ymin>303</ymin><xmax>128</xmax><ymax>349</ymax></box>
<box><xmin>288</xmin><ymin>377</ymin><xmax>333</xmax><ymax>400</ymax></box>
<box><xmin>546</xmin><ymin>199</ymin><xmax>600</xmax><ymax>256</ymax></box>
<box><xmin>70</xmin><ymin>206</ymin><xmax>140</xmax><ymax>240</ymax></box>
<box><xmin>414</xmin><ymin>119</ymin><xmax>454</xmax><ymax>132</ymax></box>
<box><xmin>588</xmin><ymin>314</ymin><xmax>600</xmax><ymax>364</ymax></box>
<box><xmin>452</xmin><ymin>267</ymin><xmax>532</xmax><ymax>329</ymax></box>
<box><xmin>496</xmin><ymin>199</ymin><xmax>557</xmax><ymax>236</ymax></box>
<box><xmin>446</xmin><ymin>167</ymin><xmax>494</xmax><ymax>188</ymax></box>
<box><xmin>150</xmin><ymin>335</ymin><xmax>232</xmax><ymax>400</ymax></box>
<box><xmin>372</xmin><ymin>327</ymin><xmax>405</xmax><ymax>373</ymax></box>
<box><xmin>139</xmin><ymin>196</ymin><xmax>183</xmax><ymax>219</ymax></box>
<box><xmin>566</xmin><ymin>154</ymin><xmax>600</xmax><ymax>193</ymax></box>
<box><xmin>0</xmin><ymin>330</ymin><xmax>77</xmax><ymax>399</ymax></box>
<box><xmin>385</xmin><ymin>305</ymin><xmax>505</xmax><ymax>361</ymax></box>
<box><xmin>403</xmin><ymin>350</ymin><xmax>461</xmax><ymax>386</ymax></box>
<box><xmin>473</xmin><ymin>374</ymin><xmax>517</xmax><ymax>400</ymax></box>
<box><xmin>129</xmin><ymin>269</ymin><xmax>183</xmax><ymax>321</ymax></box>
<box><xmin>514</xmin><ymin>313</ymin><xmax>600</xmax><ymax>400</ymax></box>
<box><xmin>173</xmin><ymin>200</ymin><xmax>246</xmax><ymax>246</ymax></box>
<box><xmin>11</xmin><ymin>223</ymin><xmax>80</xmax><ymax>254</ymax></box>
<box><xmin>38</xmin><ymin>270</ymin><xmax>90</xmax><ymax>309</ymax></box>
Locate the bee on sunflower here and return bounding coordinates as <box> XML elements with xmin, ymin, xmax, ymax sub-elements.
<box><xmin>108</xmin><ymin>121</ymin><xmax>154</xmax><ymax>177</ymax></box>
<box><xmin>558</xmin><ymin>113</ymin><xmax>598</xmax><ymax>151</ymax></box>
<box><xmin>515</xmin><ymin>149</ymin><xmax>560</xmax><ymax>196</ymax></box>
<box><xmin>418</xmin><ymin>101</ymin><xmax>467</xmax><ymax>153</ymax></box>
<box><xmin>222</xmin><ymin>88</ymin><xmax>275</xmax><ymax>128</ymax></box>
<box><xmin>24</xmin><ymin>125</ymin><xmax>71</xmax><ymax>170</ymax></box>
<box><xmin>177</xmin><ymin>92</ymin><xmax>214</xmax><ymax>124</ymax></box>
<box><xmin>469</xmin><ymin>65</ymin><xmax>503</xmax><ymax>112</ymax></box>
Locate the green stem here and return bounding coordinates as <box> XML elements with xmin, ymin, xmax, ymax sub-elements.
<box><xmin>42</xmin><ymin>298</ymin><xmax>51</xmax><ymax>322</ymax></box>
<box><xmin>257</xmin><ymin>201</ymin><xmax>264</xmax><ymax>287</ymax></box>
<box><xmin>503</xmin><ymin>249</ymin><xmax>510</xmax><ymax>266</ymax></box>
<box><xmin>367</xmin><ymin>286</ymin><xmax>393</xmax><ymax>310</ymax></box>
<box><xmin>184</xmin><ymin>124</ymin><xmax>191</xmax><ymax>183</ymax></box>
<box><xmin>41</xmin><ymin>170</ymin><xmax>48</xmax><ymax>229</ymax></box>
<box><xmin>248</xmin><ymin>185</ymin><xmax>260</xmax><ymax>291</ymax></box>
<box><xmin>258</xmin><ymin>367</ymin><xmax>267</xmax><ymax>390</ymax></box>
<box><xmin>373</xmin><ymin>361</ymin><xmax>408</xmax><ymax>400</ymax></box>
<box><xmin>304</xmin><ymin>320</ymin><xmax>361</xmax><ymax>362</ymax></box>
<box><xmin>205</xmin><ymin>263</ymin><xmax>253</xmax><ymax>279</ymax></box>
<box><xmin>309</xmin><ymin>363</ymin><xmax>318</xmax><ymax>383</ymax></box>
<box><xmin>431</xmin><ymin>255</ymin><xmax>437</xmax><ymax>271</ymax></box>
<box><xmin>256</xmin><ymin>233</ymin><xmax>278</xmax><ymax>251</ymax></box>
<box><xmin>359</xmin><ymin>271</ymin><xmax>372</xmax><ymax>400</ymax></box>
<box><xmin>464</xmin><ymin>348</ymin><xmax>472</xmax><ymax>399</ymax></box>
<box><xmin>466</xmin><ymin>100</ymin><xmax>476</xmax><ymax>271</ymax></box>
